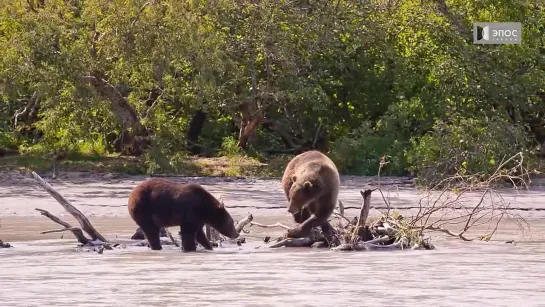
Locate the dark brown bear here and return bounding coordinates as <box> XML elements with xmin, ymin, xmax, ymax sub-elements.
<box><xmin>281</xmin><ymin>150</ymin><xmax>340</xmax><ymax>238</ymax></box>
<box><xmin>127</xmin><ymin>178</ymin><xmax>240</xmax><ymax>251</ymax></box>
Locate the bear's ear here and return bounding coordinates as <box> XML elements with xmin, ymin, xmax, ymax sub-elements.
<box><xmin>303</xmin><ymin>181</ymin><xmax>313</xmax><ymax>189</ymax></box>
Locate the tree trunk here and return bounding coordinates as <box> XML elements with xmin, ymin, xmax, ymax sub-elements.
<box><xmin>261</xmin><ymin>121</ymin><xmax>298</xmax><ymax>149</ymax></box>
<box><xmin>82</xmin><ymin>72</ymin><xmax>149</xmax><ymax>156</ymax></box>
<box><xmin>186</xmin><ymin>110</ymin><xmax>207</xmax><ymax>155</ymax></box>
<box><xmin>238</xmin><ymin>115</ymin><xmax>262</xmax><ymax>149</ymax></box>
<box><xmin>82</xmin><ymin>74</ymin><xmax>140</xmax><ymax>129</ymax></box>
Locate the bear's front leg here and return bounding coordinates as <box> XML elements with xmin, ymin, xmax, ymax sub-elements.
<box><xmin>140</xmin><ymin>224</ymin><xmax>163</xmax><ymax>250</ymax></box>
<box><xmin>195</xmin><ymin>227</ymin><xmax>213</xmax><ymax>250</ymax></box>
<box><xmin>180</xmin><ymin>227</ymin><xmax>198</xmax><ymax>252</ymax></box>
<box><xmin>287</xmin><ymin>214</ymin><xmax>320</xmax><ymax>238</ymax></box>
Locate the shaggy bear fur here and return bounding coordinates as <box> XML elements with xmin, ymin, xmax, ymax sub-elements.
<box><xmin>128</xmin><ymin>178</ymin><xmax>239</xmax><ymax>251</ymax></box>
<box><xmin>281</xmin><ymin>150</ymin><xmax>340</xmax><ymax>238</ymax></box>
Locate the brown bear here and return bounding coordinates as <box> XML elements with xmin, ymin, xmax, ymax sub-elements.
<box><xmin>127</xmin><ymin>178</ymin><xmax>240</xmax><ymax>251</ymax></box>
<box><xmin>281</xmin><ymin>150</ymin><xmax>340</xmax><ymax>238</ymax></box>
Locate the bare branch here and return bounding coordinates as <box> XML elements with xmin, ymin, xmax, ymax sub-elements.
<box><xmin>131</xmin><ymin>2</ymin><xmax>151</xmax><ymax>28</ymax></box>
<box><xmin>35</xmin><ymin>208</ymin><xmax>90</xmax><ymax>245</ymax></box>
<box><xmin>31</xmin><ymin>172</ymin><xmax>107</xmax><ymax>242</ymax></box>
<box><xmin>250</xmin><ymin>221</ymin><xmax>291</xmax><ymax>230</ymax></box>
<box><xmin>236</xmin><ymin>214</ymin><xmax>254</xmax><ymax>233</ymax></box>
<box><xmin>165</xmin><ymin>229</ymin><xmax>180</xmax><ymax>247</ymax></box>
<box><xmin>422</xmin><ymin>225</ymin><xmax>472</xmax><ymax>241</ymax></box>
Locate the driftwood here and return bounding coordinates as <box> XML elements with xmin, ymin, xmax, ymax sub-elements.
<box><xmin>0</xmin><ymin>240</ymin><xmax>11</xmax><ymax>248</ymax></box>
<box><xmin>200</xmin><ymin>214</ymin><xmax>254</xmax><ymax>247</ymax></box>
<box><xmin>32</xmin><ymin>171</ymin><xmax>107</xmax><ymax>243</ymax></box>
<box><xmin>164</xmin><ymin>229</ymin><xmax>180</xmax><ymax>247</ymax></box>
<box><xmin>233</xmin><ymin>189</ymin><xmax>434</xmax><ymax>251</ymax></box>
<box><xmin>0</xmin><ymin>220</ymin><xmax>10</xmax><ymax>248</ymax></box>
<box><xmin>235</xmin><ymin>214</ymin><xmax>254</xmax><ymax>233</ymax></box>
<box><xmin>248</xmin><ymin>221</ymin><xmax>290</xmax><ymax>230</ymax></box>
<box><xmin>35</xmin><ymin>208</ymin><xmax>90</xmax><ymax>245</ymax></box>
<box><xmin>131</xmin><ymin>227</ymin><xmax>168</xmax><ymax>240</ymax></box>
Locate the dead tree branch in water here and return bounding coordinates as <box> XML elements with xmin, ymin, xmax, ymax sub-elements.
<box><xmin>31</xmin><ymin>171</ymin><xmax>108</xmax><ymax>243</ymax></box>
<box><xmin>0</xmin><ymin>221</ymin><xmax>11</xmax><ymax>248</ymax></box>
<box><xmin>244</xmin><ymin>153</ymin><xmax>531</xmax><ymax>251</ymax></box>
<box><xmin>410</xmin><ymin>152</ymin><xmax>530</xmax><ymax>242</ymax></box>
<box><xmin>239</xmin><ymin>188</ymin><xmax>422</xmax><ymax>251</ymax></box>
<box><xmin>165</xmin><ymin>229</ymin><xmax>180</xmax><ymax>247</ymax></box>
<box><xmin>35</xmin><ymin>208</ymin><xmax>90</xmax><ymax>245</ymax></box>
<box><xmin>249</xmin><ymin>221</ymin><xmax>291</xmax><ymax>230</ymax></box>
<box><xmin>236</xmin><ymin>214</ymin><xmax>254</xmax><ymax>233</ymax></box>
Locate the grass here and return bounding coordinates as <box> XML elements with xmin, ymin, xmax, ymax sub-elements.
<box><xmin>0</xmin><ymin>152</ymin><xmax>289</xmax><ymax>178</ymax></box>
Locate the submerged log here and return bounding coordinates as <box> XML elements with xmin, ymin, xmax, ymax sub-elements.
<box><xmin>0</xmin><ymin>239</ymin><xmax>11</xmax><ymax>248</ymax></box>
<box><xmin>131</xmin><ymin>227</ymin><xmax>168</xmax><ymax>240</ymax></box>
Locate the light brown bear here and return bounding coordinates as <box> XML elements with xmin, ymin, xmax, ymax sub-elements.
<box><xmin>128</xmin><ymin>178</ymin><xmax>239</xmax><ymax>251</ymax></box>
<box><xmin>281</xmin><ymin>150</ymin><xmax>340</xmax><ymax>238</ymax></box>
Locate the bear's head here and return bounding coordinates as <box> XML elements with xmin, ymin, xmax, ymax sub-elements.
<box><xmin>287</xmin><ymin>176</ymin><xmax>320</xmax><ymax>214</ymax></box>
<box><xmin>208</xmin><ymin>199</ymin><xmax>240</xmax><ymax>239</ymax></box>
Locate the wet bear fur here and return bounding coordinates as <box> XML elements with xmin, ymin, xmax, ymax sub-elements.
<box><xmin>128</xmin><ymin>178</ymin><xmax>240</xmax><ymax>251</ymax></box>
<box><xmin>281</xmin><ymin>150</ymin><xmax>340</xmax><ymax>238</ymax></box>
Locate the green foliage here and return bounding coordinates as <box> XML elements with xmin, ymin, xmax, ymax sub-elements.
<box><xmin>219</xmin><ymin>136</ymin><xmax>241</xmax><ymax>158</ymax></box>
<box><xmin>0</xmin><ymin>0</ymin><xmax>544</xmax><ymax>183</ymax></box>
<box><xmin>330</xmin><ymin>123</ymin><xmax>408</xmax><ymax>176</ymax></box>
<box><xmin>406</xmin><ymin>116</ymin><xmax>531</xmax><ymax>185</ymax></box>
<box><xmin>0</xmin><ymin>131</ymin><xmax>16</xmax><ymax>149</ymax></box>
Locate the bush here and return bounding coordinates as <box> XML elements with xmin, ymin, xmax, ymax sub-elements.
<box><xmin>0</xmin><ymin>131</ymin><xmax>17</xmax><ymax>149</ymax></box>
<box><xmin>405</xmin><ymin>117</ymin><xmax>531</xmax><ymax>186</ymax></box>
<box><xmin>329</xmin><ymin>122</ymin><xmax>409</xmax><ymax>176</ymax></box>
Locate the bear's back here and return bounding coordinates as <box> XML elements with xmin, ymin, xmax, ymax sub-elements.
<box><xmin>286</xmin><ymin>151</ymin><xmax>339</xmax><ymax>179</ymax></box>
<box><xmin>128</xmin><ymin>178</ymin><xmax>213</xmax><ymax>213</ymax></box>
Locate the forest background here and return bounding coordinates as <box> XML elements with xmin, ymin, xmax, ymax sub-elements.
<box><xmin>1</xmin><ymin>0</ymin><xmax>544</xmax><ymax>186</ymax></box>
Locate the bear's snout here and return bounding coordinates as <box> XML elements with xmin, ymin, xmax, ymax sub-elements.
<box><xmin>228</xmin><ymin>231</ymin><xmax>240</xmax><ymax>239</ymax></box>
<box><xmin>287</xmin><ymin>201</ymin><xmax>299</xmax><ymax>214</ymax></box>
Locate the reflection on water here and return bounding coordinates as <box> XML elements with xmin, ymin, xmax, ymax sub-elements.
<box><xmin>1</xmin><ymin>230</ymin><xmax>545</xmax><ymax>307</ymax></box>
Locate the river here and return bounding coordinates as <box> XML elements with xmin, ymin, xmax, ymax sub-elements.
<box><xmin>1</xmin><ymin>173</ymin><xmax>545</xmax><ymax>306</ymax></box>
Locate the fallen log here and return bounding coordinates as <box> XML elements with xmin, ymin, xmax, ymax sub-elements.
<box><xmin>35</xmin><ymin>208</ymin><xmax>90</xmax><ymax>245</ymax></box>
<box><xmin>31</xmin><ymin>171</ymin><xmax>107</xmax><ymax>243</ymax></box>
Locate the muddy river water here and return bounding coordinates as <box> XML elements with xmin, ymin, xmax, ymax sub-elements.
<box><xmin>1</xmin><ymin>174</ymin><xmax>545</xmax><ymax>306</ymax></box>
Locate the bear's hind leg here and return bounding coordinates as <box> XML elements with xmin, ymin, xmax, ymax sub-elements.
<box><xmin>196</xmin><ymin>227</ymin><xmax>213</xmax><ymax>250</ymax></box>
